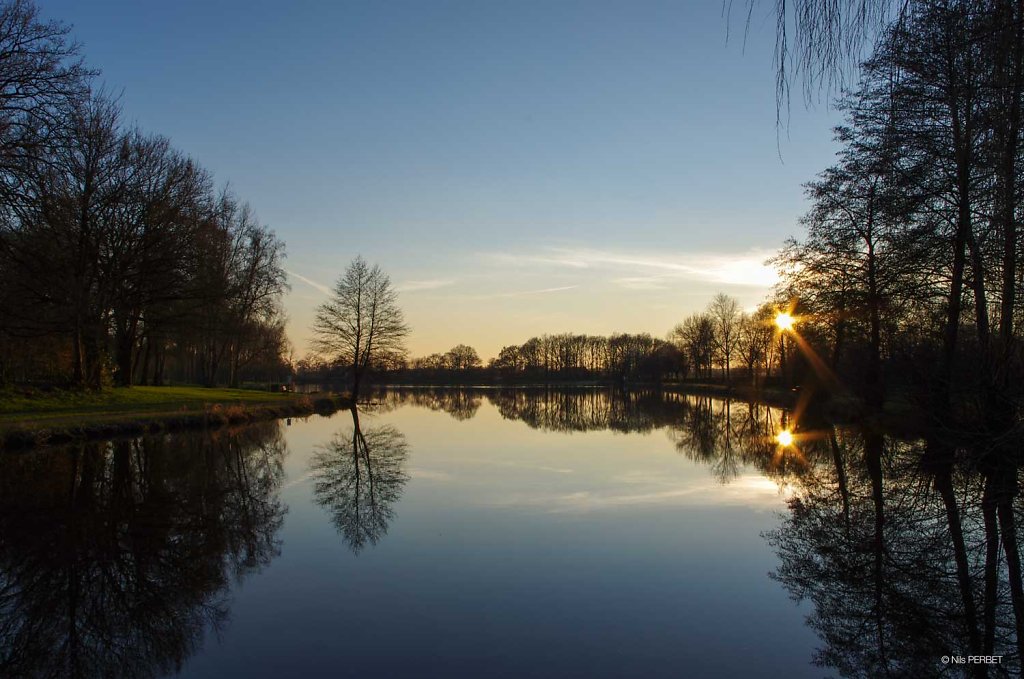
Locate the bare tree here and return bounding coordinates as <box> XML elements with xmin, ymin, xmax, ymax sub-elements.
<box><xmin>0</xmin><ymin>3</ymin><xmax>292</xmax><ymax>388</ymax></box>
<box><xmin>736</xmin><ymin>304</ymin><xmax>775</xmax><ymax>385</ymax></box>
<box><xmin>2</xmin><ymin>91</ymin><xmax>127</xmax><ymax>387</ymax></box>
<box><xmin>670</xmin><ymin>313</ymin><xmax>715</xmax><ymax>380</ymax></box>
<box><xmin>0</xmin><ymin>0</ymin><xmax>93</xmax><ymax>163</ymax></box>
<box><xmin>709</xmin><ymin>293</ymin><xmax>740</xmax><ymax>384</ymax></box>
<box><xmin>311</xmin><ymin>256</ymin><xmax>409</xmax><ymax>400</ymax></box>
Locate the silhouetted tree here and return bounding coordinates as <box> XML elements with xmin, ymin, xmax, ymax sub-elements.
<box><xmin>311</xmin><ymin>256</ymin><xmax>409</xmax><ymax>401</ymax></box>
<box><xmin>0</xmin><ymin>3</ymin><xmax>290</xmax><ymax>389</ymax></box>
<box><xmin>709</xmin><ymin>293</ymin><xmax>740</xmax><ymax>384</ymax></box>
<box><xmin>443</xmin><ymin>344</ymin><xmax>481</xmax><ymax>371</ymax></box>
<box><xmin>670</xmin><ymin>313</ymin><xmax>715</xmax><ymax>380</ymax></box>
<box><xmin>736</xmin><ymin>304</ymin><xmax>776</xmax><ymax>384</ymax></box>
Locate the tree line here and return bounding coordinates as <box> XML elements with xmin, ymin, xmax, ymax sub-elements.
<box><xmin>771</xmin><ymin>0</ymin><xmax>1024</xmax><ymax>430</ymax></box>
<box><xmin>764</xmin><ymin>3</ymin><xmax>1024</xmax><ymax>662</ymax></box>
<box><xmin>301</xmin><ymin>330</ymin><xmax>686</xmax><ymax>385</ymax></box>
<box><xmin>384</xmin><ymin>292</ymin><xmax>780</xmax><ymax>386</ymax></box>
<box><xmin>0</xmin><ymin>0</ymin><xmax>289</xmax><ymax>389</ymax></box>
<box><xmin>300</xmin><ymin>257</ymin><xmax>786</xmax><ymax>389</ymax></box>
<box><xmin>299</xmin><ymin>0</ymin><xmax>1024</xmax><ymax>429</ymax></box>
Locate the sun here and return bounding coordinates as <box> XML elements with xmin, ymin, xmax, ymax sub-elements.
<box><xmin>775</xmin><ymin>429</ymin><xmax>794</xmax><ymax>447</ymax></box>
<box><xmin>775</xmin><ymin>312</ymin><xmax>795</xmax><ymax>332</ymax></box>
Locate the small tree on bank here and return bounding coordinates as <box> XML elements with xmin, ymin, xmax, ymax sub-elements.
<box><xmin>709</xmin><ymin>293</ymin><xmax>740</xmax><ymax>384</ymax></box>
<box><xmin>311</xmin><ymin>256</ymin><xmax>409</xmax><ymax>401</ymax></box>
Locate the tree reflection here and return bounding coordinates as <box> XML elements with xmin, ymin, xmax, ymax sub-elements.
<box><xmin>489</xmin><ymin>387</ymin><xmax>688</xmax><ymax>433</ymax></box>
<box><xmin>373</xmin><ymin>386</ymin><xmax>482</xmax><ymax>420</ymax></box>
<box><xmin>0</xmin><ymin>422</ymin><xmax>287</xmax><ymax>679</ymax></box>
<box><xmin>373</xmin><ymin>386</ymin><xmax>1024</xmax><ymax>674</ymax></box>
<box><xmin>377</xmin><ymin>386</ymin><xmax>691</xmax><ymax>433</ymax></box>
<box><xmin>666</xmin><ymin>395</ymin><xmax>813</xmax><ymax>484</ymax></box>
<box><xmin>311</xmin><ymin>407</ymin><xmax>410</xmax><ymax>553</ymax></box>
<box><xmin>767</xmin><ymin>430</ymin><xmax>1023</xmax><ymax>677</ymax></box>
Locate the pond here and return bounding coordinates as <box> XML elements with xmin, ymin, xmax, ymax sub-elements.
<box><xmin>0</xmin><ymin>387</ymin><xmax>1017</xmax><ymax>678</ymax></box>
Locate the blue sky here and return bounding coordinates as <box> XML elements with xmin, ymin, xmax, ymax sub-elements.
<box><xmin>41</xmin><ymin>0</ymin><xmax>842</xmax><ymax>359</ymax></box>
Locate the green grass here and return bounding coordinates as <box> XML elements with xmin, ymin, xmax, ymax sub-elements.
<box><xmin>0</xmin><ymin>385</ymin><xmax>301</xmax><ymax>429</ymax></box>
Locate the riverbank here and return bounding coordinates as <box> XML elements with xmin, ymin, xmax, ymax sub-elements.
<box><xmin>662</xmin><ymin>382</ymin><xmax>927</xmax><ymax>435</ymax></box>
<box><xmin>374</xmin><ymin>381</ymin><xmax>927</xmax><ymax>435</ymax></box>
<box><xmin>0</xmin><ymin>386</ymin><xmax>352</xmax><ymax>450</ymax></box>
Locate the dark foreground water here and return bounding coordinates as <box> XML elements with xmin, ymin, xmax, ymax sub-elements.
<box><xmin>0</xmin><ymin>388</ymin><xmax>1019</xmax><ymax>678</ymax></box>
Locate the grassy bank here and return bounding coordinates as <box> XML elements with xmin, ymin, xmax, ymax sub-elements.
<box><xmin>0</xmin><ymin>386</ymin><xmax>351</xmax><ymax>450</ymax></box>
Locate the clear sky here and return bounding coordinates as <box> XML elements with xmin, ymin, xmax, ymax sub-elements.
<box><xmin>40</xmin><ymin>0</ymin><xmax>842</xmax><ymax>360</ymax></box>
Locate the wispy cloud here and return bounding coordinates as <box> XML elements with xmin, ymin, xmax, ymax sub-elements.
<box><xmin>612</xmin><ymin>276</ymin><xmax>673</xmax><ymax>291</ymax></box>
<box><xmin>488</xmin><ymin>474</ymin><xmax>787</xmax><ymax>513</ymax></box>
<box><xmin>396</xmin><ymin>279</ymin><xmax>456</xmax><ymax>293</ymax></box>
<box><xmin>288</xmin><ymin>272</ymin><xmax>455</xmax><ymax>296</ymax></box>
<box><xmin>496</xmin><ymin>285</ymin><xmax>579</xmax><ymax>298</ymax></box>
<box><xmin>439</xmin><ymin>284</ymin><xmax>580</xmax><ymax>301</ymax></box>
<box><xmin>481</xmin><ymin>459</ymin><xmax>575</xmax><ymax>474</ymax></box>
<box><xmin>286</xmin><ymin>270</ymin><xmax>331</xmax><ymax>296</ymax></box>
<box><xmin>484</xmin><ymin>247</ymin><xmax>779</xmax><ymax>289</ymax></box>
<box><xmin>409</xmin><ymin>468</ymin><xmax>454</xmax><ymax>481</ymax></box>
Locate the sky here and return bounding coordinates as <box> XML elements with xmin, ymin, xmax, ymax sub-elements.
<box><xmin>40</xmin><ymin>0</ymin><xmax>843</xmax><ymax>360</ymax></box>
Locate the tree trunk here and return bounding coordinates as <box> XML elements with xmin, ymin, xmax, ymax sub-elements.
<box><xmin>71</xmin><ymin>320</ymin><xmax>84</xmax><ymax>386</ymax></box>
<box><xmin>863</xmin><ymin>430</ymin><xmax>889</xmax><ymax>670</ymax></box>
<box><xmin>926</xmin><ymin>439</ymin><xmax>984</xmax><ymax>662</ymax></box>
<box><xmin>139</xmin><ymin>336</ymin><xmax>152</xmax><ymax>386</ymax></box>
<box><xmin>995</xmin><ymin>468</ymin><xmax>1024</xmax><ymax>665</ymax></box>
<box><xmin>865</xmin><ymin>197</ymin><xmax>883</xmax><ymax>412</ymax></box>
<box><xmin>351</xmin><ymin>361</ymin><xmax>361</xmax><ymax>402</ymax></box>
<box><xmin>981</xmin><ymin>473</ymin><xmax>999</xmax><ymax>655</ymax></box>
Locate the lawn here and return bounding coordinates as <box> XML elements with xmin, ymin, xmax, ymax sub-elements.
<box><xmin>0</xmin><ymin>385</ymin><xmax>302</xmax><ymax>428</ymax></box>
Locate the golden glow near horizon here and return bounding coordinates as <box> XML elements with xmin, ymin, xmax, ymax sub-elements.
<box><xmin>774</xmin><ymin>312</ymin><xmax>795</xmax><ymax>332</ymax></box>
<box><xmin>775</xmin><ymin>429</ymin><xmax>794</xmax><ymax>447</ymax></box>
<box><xmin>283</xmin><ymin>249</ymin><xmax>782</xmax><ymax>361</ymax></box>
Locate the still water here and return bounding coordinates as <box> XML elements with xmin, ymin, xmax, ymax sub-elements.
<box><xmin>0</xmin><ymin>388</ymin><xmax>1018</xmax><ymax>678</ymax></box>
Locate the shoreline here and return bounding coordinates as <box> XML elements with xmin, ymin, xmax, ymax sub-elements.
<box><xmin>1</xmin><ymin>380</ymin><xmax>926</xmax><ymax>451</ymax></box>
<box><xmin>0</xmin><ymin>390</ymin><xmax>352</xmax><ymax>451</ymax></box>
<box><xmin>373</xmin><ymin>381</ymin><xmax>927</xmax><ymax>435</ymax></box>
<box><xmin>661</xmin><ymin>382</ymin><xmax>926</xmax><ymax>436</ymax></box>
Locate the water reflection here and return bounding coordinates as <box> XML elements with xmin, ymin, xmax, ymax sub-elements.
<box><xmin>0</xmin><ymin>423</ymin><xmax>286</xmax><ymax>679</ymax></box>
<box><xmin>376</xmin><ymin>387</ymin><xmax>809</xmax><ymax>481</ymax></box>
<box><xmin>372</xmin><ymin>386</ymin><xmax>483</xmax><ymax>421</ymax></box>
<box><xmin>311</xmin><ymin>408</ymin><xmax>410</xmax><ymax>553</ymax></box>
<box><xmin>0</xmin><ymin>388</ymin><xmax>1019</xmax><ymax>677</ymax></box>
<box><xmin>666</xmin><ymin>397</ymin><xmax>808</xmax><ymax>484</ymax></box>
<box><xmin>768</xmin><ymin>430</ymin><xmax>1024</xmax><ymax>677</ymax></box>
<box><xmin>377</xmin><ymin>386</ymin><xmax>757</xmax><ymax>434</ymax></box>
<box><xmin>372</xmin><ymin>387</ymin><xmax>1023</xmax><ymax>676</ymax></box>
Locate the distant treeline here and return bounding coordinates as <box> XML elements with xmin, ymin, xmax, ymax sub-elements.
<box><xmin>299</xmin><ymin>333</ymin><xmax>684</xmax><ymax>386</ymax></box>
<box><xmin>296</xmin><ymin>292</ymin><xmax>784</xmax><ymax>387</ymax></box>
<box><xmin>408</xmin><ymin>333</ymin><xmax>684</xmax><ymax>384</ymax></box>
<box><xmin>0</xmin><ymin>1</ymin><xmax>289</xmax><ymax>388</ymax></box>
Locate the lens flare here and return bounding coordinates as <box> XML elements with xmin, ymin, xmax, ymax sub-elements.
<box><xmin>775</xmin><ymin>312</ymin><xmax>795</xmax><ymax>331</ymax></box>
<box><xmin>775</xmin><ymin>429</ymin><xmax>794</xmax><ymax>447</ymax></box>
